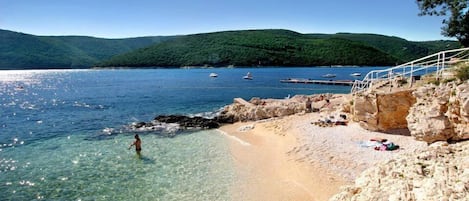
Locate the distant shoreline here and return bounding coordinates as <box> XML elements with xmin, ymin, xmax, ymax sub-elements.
<box><xmin>0</xmin><ymin>65</ymin><xmax>388</xmax><ymax>71</ymax></box>
<box><xmin>91</xmin><ymin>65</ymin><xmax>383</xmax><ymax>70</ymax></box>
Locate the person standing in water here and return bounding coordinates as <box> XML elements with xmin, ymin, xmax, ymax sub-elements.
<box><xmin>129</xmin><ymin>134</ymin><xmax>142</xmax><ymax>156</ymax></box>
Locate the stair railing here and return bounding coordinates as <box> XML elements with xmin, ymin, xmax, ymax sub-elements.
<box><xmin>351</xmin><ymin>47</ymin><xmax>469</xmax><ymax>94</ymax></box>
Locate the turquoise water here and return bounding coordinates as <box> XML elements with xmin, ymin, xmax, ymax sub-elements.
<box><xmin>1</xmin><ymin>131</ymin><xmax>234</xmax><ymax>200</ymax></box>
<box><xmin>0</xmin><ymin>67</ymin><xmax>382</xmax><ymax>200</ymax></box>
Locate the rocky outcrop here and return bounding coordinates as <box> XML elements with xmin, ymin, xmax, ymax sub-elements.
<box><xmin>446</xmin><ymin>82</ymin><xmax>469</xmax><ymax>140</ymax></box>
<box><xmin>352</xmin><ymin>90</ymin><xmax>415</xmax><ymax>132</ymax></box>
<box><xmin>406</xmin><ymin>84</ymin><xmax>454</xmax><ymax>142</ymax></box>
<box><xmin>220</xmin><ymin>94</ymin><xmax>341</xmax><ymax>122</ymax></box>
<box><xmin>154</xmin><ymin>115</ymin><xmax>221</xmax><ymax>129</ymax></box>
<box><xmin>333</xmin><ymin>81</ymin><xmax>469</xmax><ymax>201</ymax></box>
<box><xmin>406</xmin><ymin>82</ymin><xmax>469</xmax><ymax>143</ymax></box>
<box><xmin>220</xmin><ymin>98</ymin><xmax>301</xmax><ymax>122</ymax></box>
<box><xmin>129</xmin><ymin>115</ymin><xmax>227</xmax><ymax>133</ymax></box>
<box><xmin>127</xmin><ymin>94</ymin><xmax>343</xmax><ymax>133</ymax></box>
<box><xmin>330</xmin><ymin>141</ymin><xmax>469</xmax><ymax>201</ymax></box>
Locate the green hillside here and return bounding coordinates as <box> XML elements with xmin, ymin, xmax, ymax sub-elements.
<box><xmin>308</xmin><ymin>33</ymin><xmax>461</xmax><ymax>62</ymax></box>
<box><xmin>0</xmin><ymin>29</ymin><xmax>170</xmax><ymax>69</ymax></box>
<box><xmin>98</xmin><ymin>30</ymin><xmax>400</xmax><ymax>67</ymax></box>
<box><xmin>0</xmin><ymin>29</ymin><xmax>461</xmax><ymax>69</ymax></box>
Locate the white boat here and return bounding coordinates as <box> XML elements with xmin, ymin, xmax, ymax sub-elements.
<box><xmin>350</xmin><ymin>72</ymin><xmax>361</xmax><ymax>76</ymax></box>
<box><xmin>243</xmin><ymin>72</ymin><xmax>253</xmax><ymax>80</ymax></box>
<box><xmin>14</xmin><ymin>86</ymin><xmax>25</xmax><ymax>91</ymax></box>
<box><xmin>321</xmin><ymin>74</ymin><xmax>336</xmax><ymax>78</ymax></box>
<box><xmin>209</xmin><ymin>73</ymin><xmax>218</xmax><ymax>77</ymax></box>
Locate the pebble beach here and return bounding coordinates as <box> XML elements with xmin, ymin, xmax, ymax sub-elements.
<box><xmin>219</xmin><ymin>108</ymin><xmax>428</xmax><ymax>201</ymax></box>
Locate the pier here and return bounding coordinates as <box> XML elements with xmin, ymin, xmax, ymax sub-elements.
<box><xmin>280</xmin><ymin>78</ymin><xmax>354</xmax><ymax>86</ymax></box>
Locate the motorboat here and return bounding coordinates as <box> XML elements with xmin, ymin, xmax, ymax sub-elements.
<box><xmin>209</xmin><ymin>73</ymin><xmax>218</xmax><ymax>77</ymax></box>
<box><xmin>321</xmin><ymin>74</ymin><xmax>336</xmax><ymax>78</ymax></box>
<box><xmin>243</xmin><ymin>72</ymin><xmax>253</xmax><ymax>80</ymax></box>
<box><xmin>14</xmin><ymin>86</ymin><xmax>25</xmax><ymax>91</ymax></box>
<box><xmin>350</xmin><ymin>72</ymin><xmax>361</xmax><ymax>76</ymax></box>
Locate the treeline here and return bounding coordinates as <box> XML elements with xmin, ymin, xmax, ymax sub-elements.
<box><xmin>0</xmin><ymin>29</ymin><xmax>461</xmax><ymax>69</ymax></box>
<box><xmin>0</xmin><ymin>29</ymin><xmax>171</xmax><ymax>69</ymax></box>
<box><xmin>308</xmin><ymin>33</ymin><xmax>461</xmax><ymax>62</ymax></box>
<box><xmin>98</xmin><ymin>29</ymin><xmax>460</xmax><ymax>68</ymax></box>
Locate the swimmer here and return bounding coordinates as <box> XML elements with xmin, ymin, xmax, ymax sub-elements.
<box><xmin>128</xmin><ymin>134</ymin><xmax>142</xmax><ymax>156</ymax></box>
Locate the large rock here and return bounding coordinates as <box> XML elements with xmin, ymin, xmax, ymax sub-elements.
<box><xmin>330</xmin><ymin>141</ymin><xmax>469</xmax><ymax>201</ymax></box>
<box><xmin>406</xmin><ymin>82</ymin><xmax>469</xmax><ymax>143</ymax></box>
<box><xmin>406</xmin><ymin>84</ymin><xmax>453</xmax><ymax>142</ymax></box>
<box><xmin>447</xmin><ymin>82</ymin><xmax>469</xmax><ymax>140</ymax></box>
<box><xmin>377</xmin><ymin>91</ymin><xmax>416</xmax><ymax>130</ymax></box>
<box><xmin>154</xmin><ymin>115</ymin><xmax>221</xmax><ymax>129</ymax></box>
<box><xmin>352</xmin><ymin>90</ymin><xmax>415</xmax><ymax>132</ymax></box>
<box><xmin>220</xmin><ymin>95</ymin><xmax>326</xmax><ymax>122</ymax></box>
<box><xmin>353</xmin><ymin>92</ymin><xmax>379</xmax><ymax>130</ymax></box>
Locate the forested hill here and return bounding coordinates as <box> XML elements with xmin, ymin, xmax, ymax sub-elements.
<box><xmin>0</xmin><ymin>29</ymin><xmax>171</xmax><ymax>69</ymax></box>
<box><xmin>98</xmin><ymin>29</ymin><xmax>460</xmax><ymax>68</ymax></box>
<box><xmin>307</xmin><ymin>33</ymin><xmax>461</xmax><ymax>62</ymax></box>
<box><xmin>1</xmin><ymin>29</ymin><xmax>460</xmax><ymax>69</ymax></box>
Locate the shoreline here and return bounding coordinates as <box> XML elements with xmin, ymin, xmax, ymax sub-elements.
<box><xmin>219</xmin><ymin>112</ymin><xmax>428</xmax><ymax>201</ymax></box>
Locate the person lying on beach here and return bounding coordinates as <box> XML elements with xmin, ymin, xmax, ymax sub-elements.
<box><xmin>129</xmin><ymin>134</ymin><xmax>142</xmax><ymax>156</ymax></box>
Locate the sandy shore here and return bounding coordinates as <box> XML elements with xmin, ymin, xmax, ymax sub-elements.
<box><xmin>218</xmin><ymin>112</ymin><xmax>428</xmax><ymax>201</ymax></box>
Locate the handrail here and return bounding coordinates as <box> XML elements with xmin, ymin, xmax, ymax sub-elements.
<box><xmin>351</xmin><ymin>47</ymin><xmax>469</xmax><ymax>94</ymax></box>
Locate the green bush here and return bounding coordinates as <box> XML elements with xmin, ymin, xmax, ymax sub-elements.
<box><xmin>429</xmin><ymin>79</ymin><xmax>440</xmax><ymax>86</ymax></box>
<box><xmin>397</xmin><ymin>79</ymin><xmax>408</xmax><ymax>85</ymax></box>
<box><xmin>455</xmin><ymin>64</ymin><xmax>469</xmax><ymax>81</ymax></box>
<box><xmin>442</xmin><ymin>78</ymin><xmax>456</xmax><ymax>83</ymax></box>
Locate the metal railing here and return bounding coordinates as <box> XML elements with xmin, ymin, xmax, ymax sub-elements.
<box><xmin>351</xmin><ymin>47</ymin><xmax>469</xmax><ymax>94</ymax></box>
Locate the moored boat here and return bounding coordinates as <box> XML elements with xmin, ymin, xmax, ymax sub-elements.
<box><xmin>243</xmin><ymin>72</ymin><xmax>253</xmax><ymax>80</ymax></box>
<box><xmin>321</xmin><ymin>73</ymin><xmax>336</xmax><ymax>78</ymax></box>
<box><xmin>209</xmin><ymin>73</ymin><xmax>218</xmax><ymax>77</ymax></box>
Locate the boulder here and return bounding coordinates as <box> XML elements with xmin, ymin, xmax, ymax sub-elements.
<box><xmin>406</xmin><ymin>82</ymin><xmax>469</xmax><ymax>143</ymax></box>
<box><xmin>219</xmin><ymin>96</ymin><xmax>314</xmax><ymax>122</ymax></box>
<box><xmin>353</xmin><ymin>92</ymin><xmax>379</xmax><ymax>131</ymax></box>
<box><xmin>352</xmin><ymin>90</ymin><xmax>415</xmax><ymax>132</ymax></box>
<box><xmin>377</xmin><ymin>90</ymin><xmax>416</xmax><ymax>130</ymax></box>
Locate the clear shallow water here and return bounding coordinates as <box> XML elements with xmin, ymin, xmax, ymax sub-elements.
<box><xmin>0</xmin><ymin>67</ymin><xmax>382</xmax><ymax>200</ymax></box>
<box><xmin>1</xmin><ymin>131</ymin><xmax>234</xmax><ymax>200</ymax></box>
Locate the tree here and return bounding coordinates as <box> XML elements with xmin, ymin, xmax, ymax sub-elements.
<box><xmin>416</xmin><ymin>0</ymin><xmax>469</xmax><ymax>47</ymax></box>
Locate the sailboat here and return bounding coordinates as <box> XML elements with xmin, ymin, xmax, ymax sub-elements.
<box><xmin>243</xmin><ymin>72</ymin><xmax>253</xmax><ymax>80</ymax></box>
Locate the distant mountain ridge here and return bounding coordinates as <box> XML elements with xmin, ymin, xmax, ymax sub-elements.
<box><xmin>98</xmin><ymin>29</ymin><xmax>460</xmax><ymax>68</ymax></box>
<box><xmin>307</xmin><ymin>33</ymin><xmax>460</xmax><ymax>62</ymax></box>
<box><xmin>0</xmin><ymin>29</ymin><xmax>461</xmax><ymax>69</ymax></box>
<box><xmin>0</xmin><ymin>29</ymin><xmax>172</xmax><ymax>69</ymax></box>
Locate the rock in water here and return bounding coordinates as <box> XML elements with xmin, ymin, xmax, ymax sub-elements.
<box><xmin>154</xmin><ymin>115</ymin><xmax>221</xmax><ymax>129</ymax></box>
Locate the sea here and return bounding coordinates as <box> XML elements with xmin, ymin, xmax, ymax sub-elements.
<box><xmin>0</xmin><ymin>67</ymin><xmax>383</xmax><ymax>200</ymax></box>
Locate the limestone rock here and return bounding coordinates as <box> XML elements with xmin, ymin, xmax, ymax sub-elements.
<box><xmin>407</xmin><ymin>82</ymin><xmax>469</xmax><ymax>143</ymax></box>
<box><xmin>330</xmin><ymin>141</ymin><xmax>469</xmax><ymax>201</ymax></box>
<box><xmin>377</xmin><ymin>90</ymin><xmax>416</xmax><ymax>130</ymax></box>
<box><xmin>352</xmin><ymin>90</ymin><xmax>415</xmax><ymax>132</ymax></box>
<box><xmin>353</xmin><ymin>92</ymin><xmax>378</xmax><ymax>131</ymax></box>
<box><xmin>449</xmin><ymin>82</ymin><xmax>469</xmax><ymax>140</ymax></box>
<box><xmin>220</xmin><ymin>94</ymin><xmax>339</xmax><ymax>122</ymax></box>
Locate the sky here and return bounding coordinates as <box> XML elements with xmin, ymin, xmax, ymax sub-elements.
<box><xmin>0</xmin><ymin>0</ymin><xmax>454</xmax><ymax>41</ymax></box>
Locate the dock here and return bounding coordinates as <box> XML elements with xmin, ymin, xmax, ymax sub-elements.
<box><xmin>280</xmin><ymin>78</ymin><xmax>354</xmax><ymax>86</ymax></box>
